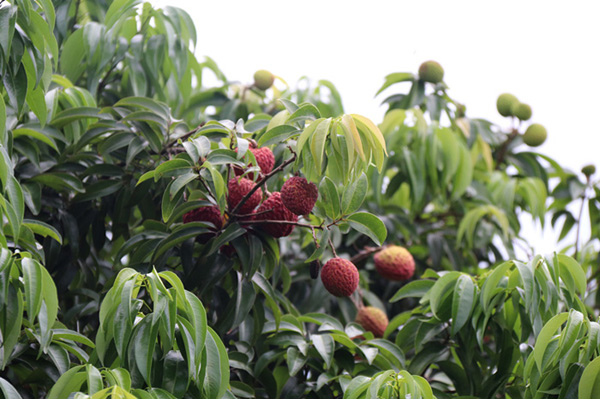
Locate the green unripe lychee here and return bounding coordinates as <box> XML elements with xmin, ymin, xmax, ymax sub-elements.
<box><xmin>522</xmin><ymin>124</ymin><xmax>547</xmax><ymax>147</ymax></box>
<box><xmin>418</xmin><ymin>60</ymin><xmax>444</xmax><ymax>84</ymax></box>
<box><xmin>512</xmin><ymin>102</ymin><xmax>532</xmax><ymax>121</ymax></box>
<box><xmin>582</xmin><ymin>164</ymin><xmax>596</xmax><ymax>177</ymax></box>
<box><xmin>496</xmin><ymin>93</ymin><xmax>519</xmax><ymax>117</ymax></box>
<box><xmin>253</xmin><ymin>70</ymin><xmax>275</xmax><ymax>90</ymax></box>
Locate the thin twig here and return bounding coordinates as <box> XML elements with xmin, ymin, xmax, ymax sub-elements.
<box><xmin>350</xmin><ymin>246</ymin><xmax>383</xmax><ymax>264</ymax></box>
<box><xmin>198</xmin><ymin>177</ymin><xmax>217</xmax><ymax>203</ymax></box>
<box><xmin>97</xmin><ymin>61</ymin><xmax>120</xmax><ymax>96</ymax></box>
<box><xmin>160</xmin><ymin>127</ymin><xmax>201</xmax><ymax>155</ymax></box>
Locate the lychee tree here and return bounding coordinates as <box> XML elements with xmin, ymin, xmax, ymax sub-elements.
<box><xmin>2</xmin><ymin>1</ymin><xmax>600</xmax><ymax>399</ymax></box>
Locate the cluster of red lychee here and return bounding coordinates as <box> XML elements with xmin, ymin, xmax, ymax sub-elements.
<box><xmin>183</xmin><ymin>144</ymin><xmax>320</xmax><ymax>240</ymax></box>
<box><xmin>319</xmin><ymin>245</ymin><xmax>416</xmax><ymax>338</ymax></box>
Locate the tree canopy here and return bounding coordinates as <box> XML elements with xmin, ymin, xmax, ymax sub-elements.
<box><xmin>1</xmin><ymin>1</ymin><xmax>600</xmax><ymax>399</ymax></box>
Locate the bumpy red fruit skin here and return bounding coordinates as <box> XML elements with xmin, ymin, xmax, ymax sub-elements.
<box><xmin>227</xmin><ymin>178</ymin><xmax>263</xmax><ymax>214</ymax></box>
<box><xmin>320</xmin><ymin>258</ymin><xmax>359</xmax><ymax>297</ymax></box>
<box><xmin>281</xmin><ymin>176</ymin><xmax>318</xmax><ymax>215</ymax></box>
<box><xmin>374</xmin><ymin>245</ymin><xmax>415</xmax><ymax>281</ymax></box>
<box><xmin>183</xmin><ymin>206</ymin><xmax>224</xmax><ymax>230</ymax></box>
<box><xmin>253</xmin><ymin>192</ymin><xmax>298</xmax><ymax>237</ymax></box>
<box><xmin>356</xmin><ymin>306</ymin><xmax>389</xmax><ymax>338</ymax></box>
<box><xmin>234</xmin><ymin>146</ymin><xmax>275</xmax><ymax>180</ymax></box>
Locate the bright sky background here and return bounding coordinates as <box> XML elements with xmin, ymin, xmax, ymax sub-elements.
<box><xmin>154</xmin><ymin>0</ymin><xmax>600</xmax><ymax>255</ymax></box>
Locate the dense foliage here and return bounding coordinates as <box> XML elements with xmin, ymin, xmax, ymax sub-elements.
<box><xmin>1</xmin><ymin>1</ymin><xmax>600</xmax><ymax>399</ymax></box>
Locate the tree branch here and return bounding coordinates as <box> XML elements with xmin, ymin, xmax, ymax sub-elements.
<box><xmin>495</xmin><ymin>129</ymin><xmax>519</xmax><ymax>169</ymax></box>
<box><xmin>240</xmin><ymin>219</ymin><xmax>320</xmax><ymax>230</ymax></box>
<box><xmin>350</xmin><ymin>246</ymin><xmax>383</xmax><ymax>264</ymax></box>
<box><xmin>574</xmin><ymin>183</ymin><xmax>589</xmax><ymax>258</ymax></box>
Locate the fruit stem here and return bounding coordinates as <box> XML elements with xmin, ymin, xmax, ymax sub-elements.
<box><xmin>228</xmin><ymin>148</ymin><xmax>297</xmax><ymax>218</ymax></box>
<box><xmin>328</xmin><ymin>238</ymin><xmax>338</xmax><ymax>257</ymax></box>
<box><xmin>574</xmin><ymin>180</ymin><xmax>590</xmax><ymax>258</ymax></box>
<box><xmin>495</xmin><ymin>128</ymin><xmax>519</xmax><ymax>169</ymax></box>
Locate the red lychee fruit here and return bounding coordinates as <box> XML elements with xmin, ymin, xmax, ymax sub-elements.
<box><xmin>183</xmin><ymin>205</ymin><xmax>224</xmax><ymax>244</ymax></box>
<box><xmin>356</xmin><ymin>306</ymin><xmax>389</xmax><ymax>338</ymax></box>
<box><xmin>373</xmin><ymin>245</ymin><xmax>415</xmax><ymax>281</ymax></box>
<box><xmin>320</xmin><ymin>258</ymin><xmax>359</xmax><ymax>297</ymax></box>
<box><xmin>280</xmin><ymin>176</ymin><xmax>318</xmax><ymax>215</ymax></box>
<box><xmin>234</xmin><ymin>146</ymin><xmax>275</xmax><ymax>180</ymax></box>
<box><xmin>183</xmin><ymin>205</ymin><xmax>224</xmax><ymax>230</ymax></box>
<box><xmin>227</xmin><ymin>178</ymin><xmax>263</xmax><ymax>214</ymax></box>
<box><xmin>252</xmin><ymin>192</ymin><xmax>298</xmax><ymax>238</ymax></box>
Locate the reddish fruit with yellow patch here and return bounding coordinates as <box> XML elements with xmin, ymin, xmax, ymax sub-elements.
<box><xmin>281</xmin><ymin>176</ymin><xmax>318</xmax><ymax>215</ymax></box>
<box><xmin>320</xmin><ymin>258</ymin><xmax>359</xmax><ymax>297</ymax></box>
<box><xmin>227</xmin><ymin>178</ymin><xmax>263</xmax><ymax>214</ymax></box>
<box><xmin>253</xmin><ymin>192</ymin><xmax>298</xmax><ymax>238</ymax></box>
<box><xmin>374</xmin><ymin>245</ymin><xmax>415</xmax><ymax>281</ymax></box>
<box><xmin>356</xmin><ymin>306</ymin><xmax>389</xmax><ymax>338</ymax></box>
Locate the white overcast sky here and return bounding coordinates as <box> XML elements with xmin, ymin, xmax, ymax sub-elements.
<box><xmin>153</xmin><ymin>0</ymin><xmax>600</xmax><ymax>255</ymax></box>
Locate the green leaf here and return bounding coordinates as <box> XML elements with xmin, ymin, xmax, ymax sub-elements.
<box><xmin>53</xmin><ymin>329</ymin><xmax>95</xmax><ymax>348</ymax></box>
<box><xmin>557</xmin><ymin>254</ymin><xmax>587</xmax><ymax>296</ymax></box>
<box><xmin>429</xmin><ymin>272</ymin><xmax>461</xmax><ymax>320</ymax></box>
<box><xmin>390</xmin><ymin>280</ymin><xmax>435</xmax><ymax>302</ymax></box>
<box><xmin>312</xmin><ymin>334</ymin><xmax>334</xmax><ymax>369</ymax></box>
<box><xmin>51</xmin><ymin>107</ymin><xmax>104</xmax><ymax>128</ymax></box>
<box><xmin>201</xmin><ymin>328</ymin><xmax>230</xmax><ymax>399</ymax></box>
<box><xmin>533</xmin><ymin>312</ymin><xmax>569</xmax><ymax>373</ymax></box>
<box><xmin>451</xmin><ymin>275</ymin><xmax>475</xmax><ymax>335</ymax></box>
<box><xmin>0</xmin><ymin>96</ymin><xmax>6</xmax><ymax>145</ymax></box>
<box><xmin>134</xmin><ymin>316</ymin><xmax>160</xmax><ymax>386</ymax></box>
<box><xmin>115</xmin><ymin>97</ymin><xmax>170</xmax><ymax>121</ymax></box>
<box><xmin>480</xmin><ymin>261</ymin><xmax>512</xmax><ymax>314</ymax></box>
<box><xmin>347</xmin><ymin>212</ymin><xmax>387</xmax><ymax>245</ymax></box>
<box><xmin>579</xmin><ymin>356</ymin><xmax>600</xmax><ymax>399</ymax></box>
<box><xmin>310</xmin><ymin>117</ymin><xmax>331</xmax><ymax>172</ymax></box>
<box><xmin>286</xmin><ymin>347</ymin><xmax>307</xmax><ymax>377</ymax></box>
<box><xmin>105</xmin><ymin>0</ymin><xmax>141</xmax><ymax>28</ymax></box>
<box><xmin>257</xmin><ymin>125</ymin><xmax>301</xmax><ymax>147</ymax></box>
<box><xmin>184</xmin><ymin>291</ymin><xmax>208</xmax><ymax>371</ymax></box>
<box><xmin>341</xmin><ymin>173</ymin><xmax>368</xmax><ymax>215</ymax></box>
<box><xmin>31</xmin><ymin>173</ymin><xmax>85</xmax><ymax>193</ymax></box>
<box><xmin>376</xmin><ymin>72</ymin><xmax>415</xmax><ymax>95</ymax></box>
<box><xmin>451</xmin><ymin>145</ymin><xmax>473</xmax><ymax>199</ymax></box>
<box><xmin>318</xmin><ymin>177</ymin><xmax>341</xmax><ymax>219</ymax></box>
<box><xmin>3</xmin><ymin>64</ymin><xmax>27</xmax><ymax>115</ymax></box>
<box><xmin>12</xmin><ymin>127</ymin><xmax>58</xmax><ymax>150</ymax></box>
<box><xmin>154</xmin><ymin>159</ymin><xmax>193</xmax><ymax>181</ymax></box>
<box><xmin>296</xmin><ymin>118</ymin><xmax>326</xmax><ymax>155</ymax></box>
<box><xmin>0</xmin><ymin>377</ymin><xmax>22</xmax><ymax>399</ymax></box>
<box><xmin>73</xmin><ymin>180</ymin><xmax>123</xmax><ymax>203</ymax></box>
<box><xmin>287</xmin><ymin>102</ymin><xmax>321</xmax><ymax>124</ymax></box>
<box><xmin>0</xmin><ymin>6</ymin><xmax>17</xmax><ymax>60</ymax></box>
<box><xmin>22</xmin><ymin>257</ymin><xmax>43</xmax><ymax>323</ymax></box>
<box><xmin>152</xmin><ymin>224</ymin><xmax>211</xmax><ymax>262</ymax></box>
<box><xmin>46</xmin><ymin>365</ymin><xmax>86</xmax><ymax>399</ymax></box>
